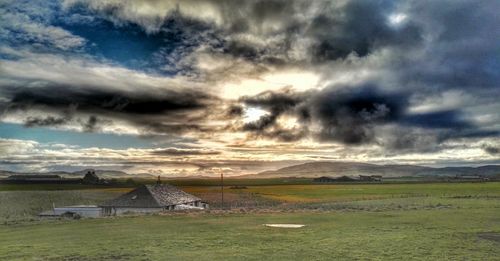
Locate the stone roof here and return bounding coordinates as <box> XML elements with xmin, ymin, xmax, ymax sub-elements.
<box><xmin>100</xmin><ymin>184</ymin><xmax>201</xmax><ymax>208</ymax></box>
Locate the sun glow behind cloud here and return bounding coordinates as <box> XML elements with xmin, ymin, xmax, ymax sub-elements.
<box><xmin>388</xmin><ymin>13</ymin><xmax>407</xmax><ymax>26</ymax></box>
<box><xmin>243</xmin><ymin>107</ymin><xmax>269</xmax><ymax>123</ymax></box>
<box><xmin>221</xmin><ymin>71</ymin><xmax>320</xmax><ymax>99</ymax></box>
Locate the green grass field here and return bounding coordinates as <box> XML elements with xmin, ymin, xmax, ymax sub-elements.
<box><xmin>240</xmin><ymin>182</ymin><xmax>500</xmax><ymax>202</ymax></box>
<box><xmin>0</xmin><ymin>182</ymin><xmax>499</xmax><ymax>260</ymax></box>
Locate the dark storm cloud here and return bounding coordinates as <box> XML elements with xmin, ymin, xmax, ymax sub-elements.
<box><xmin>22</xmin><ymin>114</ymin><xmax>104</xmax><ymax>133</ymax></box>
<box><xmin>248</xmin><ymin>128</ymin><xmax>307</xmax><ymax>142</ymax></box>
<box><xmin>437</xmin><ymin>130</ymin><xmax>500</xmax><ymax>142</ymax></box>
<box><xmin>399</xmin><ymin>0</ymin><xmax>500</xmax><ymax>90</ymax></box>
<box><xmin>141</xmin><ymin>122</ymin><xmax>215</xmax><ymax>135</ymax></box>
<box><xmin>209</xmin><ymin>0</ymin><xmax>422</xmax><ymax>65</ymax></box>
<box><xmin>307</xmin><ymin>1</ymin><xmax>422</xmax><ymax>61</ymax></box>
<box><xmin>310</xmin><ymin>86</ymin><xmax>408</xmax><ymax>144</ymax></box>
<box><xmin>242</xmin><ymin>89</ymin><xmax>304</xmax><ymax>110</ymax></box>
<box><xmin>1</xmin><ymin>83</ymin><xmax>219</xmax><ymax>134</ymax></box>
<box><xmin>81</xmin><ymin>115</ymin><xmax>99</xmax><ymax>132</ymax></box>
<box><xmin>216</xmin><ymin>0</ymin><xmax>423</xmax><ymax>64</ymax></box>
<box><xmin>223</xmin><ymin>41</ymin><xmax>262</xmax><ymax>61</ymax></box>
<box><xmin>236</xmin><ymin>85</ymin><xmax>408</xmax><ymax>144</ymax></box>
<box><xmin>5</xmin><ymin>85</ymin><xmax>211</xmax><ymax>115</ymax></box>
<box><xmin>237</xmin><ymin>83</ymin><xmax>497</xmax><ymax>148</ymax></box>
<box><xmin>382</xmin><ymin>128</ymin><xmax>442</xmax><ymax>154</ymax></box>
<box><xmin>482</xmin><ymin>144</ymin><xmax>500</xmax><ymax>155</ymax></box>
<box><xmin>24</xmin><ymin>116</ymin><xmax>70</xmax><ymax>128</ymax></box>
<box><xmin>402</xmin><ymin>110</ymin><xmax>472</xmax><ymax>130</ymax></box>
<box><xmin>247</xmin><ymin>0</ymin><xmax>295</xmax><ymax>26</ymax></box>
<box><xmin>226</xmin><ymin>105</ymin><xmax>243</xmax><ymax>117</ymax></box>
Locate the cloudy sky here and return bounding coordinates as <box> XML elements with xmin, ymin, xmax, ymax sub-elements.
<box><xmin>0</xmin><ymin>0</ymin><xmax>499</xmax><ymax>176</ymax></box>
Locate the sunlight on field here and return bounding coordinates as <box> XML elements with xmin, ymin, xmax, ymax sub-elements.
<box><xmin>181</xmin><ymin>182</ymin><xmax>500</xmax><ymax>204</ymax></box>
<box><xmin>244</xmin><ymin>183</ymin><xmax>500</xmax><ymax>203</ymax></box>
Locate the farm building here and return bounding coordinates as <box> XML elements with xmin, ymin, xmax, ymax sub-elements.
<box><xmin>100</xmin><ymin>183</ymin><xmax>209</xmax><ymax>216</ymax></box>
<box><xmin>313</xmin><ymin>176</ymin><xmax>337</xmax><ymax>182</ymax></box>
<box><xmin>454</xmin><ymin>175</ymin><xmax>489</xmax><ymax>181</ymax></box>
<box><xmin>359</xmin><ymin>175</ymin><xmax>382</xmax><ymax>181</ymax></box>
<box><xmin>313</xmin><ymin>176</ymin><xmax>357</xmax><ymax>182</ymax></box>
<box><xmin>39</xmin><ymin>182</ymin><xmax>208</xmax><ymax>218</ymax></box>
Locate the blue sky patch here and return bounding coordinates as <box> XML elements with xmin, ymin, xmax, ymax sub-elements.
<box><xmin>0</xmin><ymin>123</ymin><xmax>155</xmax><ymax>150</ymax></box>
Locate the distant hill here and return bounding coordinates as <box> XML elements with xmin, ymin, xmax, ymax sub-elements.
<box><xmin>0</xmin><ymin>169</ymin><xmax>154</xmax><ymax>179</ymax></box>
<box><xmin>239</xmin><ymin>162</ymin><xmax>500</xmax><ymax>178</ymax></box>
<box><xmin>2</xmin><ymin>163</ymin><xmax>500</xmax><ymax>180</ymax></box>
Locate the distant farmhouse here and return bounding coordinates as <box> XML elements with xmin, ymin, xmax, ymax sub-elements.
<box><xmin>40</xmin><ymin>178</ymin><xmax>208</xmax><ymax>218</ymax></box>
<box><xmin>314</xmin><ymin>176</ymin><xmax>356</xmax><ymax>182</ymax></box>
<box><xmin>313</xmin><ymin>176</ymin><xmax>335</xmax><ymax>182</ymax></box>
<box><xmin>313</xmin><ymin>175</ymin><xmax>383</xmax><ymax>183</ymax></box>
<box><xmin>453</xmin><ymin>175</ymin><xmax>489</xmax><ymax>181</ymax></box>
<box><xmin>359</xmin><ymin>175</ymin><xmax>382</xmax><ymax>182</ymax></box>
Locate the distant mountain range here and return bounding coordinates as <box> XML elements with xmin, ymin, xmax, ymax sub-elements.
<box><xmin>239</xmin><ymin>162</ymin><xmax>500</xmax><ymax>178</ymax></box>
<box><xmin>0</xmin><ymin>169</ymin><xmax>154</xmax><ymax>179</ymax></box>
<box><xmin>2</xmin><ymin>162</ymin><xmax>500</xmax><ymax>180</ymax></box>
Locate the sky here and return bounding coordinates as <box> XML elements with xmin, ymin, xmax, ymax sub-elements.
<box><xmin>0</xmin><ymin>0</ymin><xmax>499</xmax><ymax>176</ymax></box>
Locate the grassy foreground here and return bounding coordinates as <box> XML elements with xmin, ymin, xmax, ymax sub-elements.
<box><xmin>0</xmin><ymin>182</ymin><xmax>499</xmax><ymax>260</ymax></box>
<box><xmin>0</xmin><ymin>206</ymin><xmax>499</xmax><ymax>260</ymax></box>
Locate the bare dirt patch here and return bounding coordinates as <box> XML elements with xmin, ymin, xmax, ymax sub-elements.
<box><xmin>264</xmin><ymin>224</ymin><xmax>305</xmax><ymax>228</ymax></box>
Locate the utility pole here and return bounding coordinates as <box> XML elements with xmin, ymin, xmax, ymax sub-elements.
<box><xmin>220</xmin><ymin>171</ymin><xmax>224</xmax><ymax>210</ymax></box>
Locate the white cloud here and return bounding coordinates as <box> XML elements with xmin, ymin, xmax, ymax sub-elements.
<box><xmin>0</xmin><ymin>3</ymin><xmax>86</xmax><ymax>50</ymax></box>
<box><xmin>0</xmin><ymin>138</ymin><xmax>38</xmax><ymax>155</ymax></box>
<box><xmin>0</xmin><ymin>47</ymin><xmax>205</xmax><ymax>95</ymax></box>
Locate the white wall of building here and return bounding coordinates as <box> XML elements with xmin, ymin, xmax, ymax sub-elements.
<box><xmin>53</xmin><ymin>206</ymin><xmax>102</xmax><ymax>218</ymax></box>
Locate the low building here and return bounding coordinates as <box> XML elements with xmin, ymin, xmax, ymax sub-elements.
<box><xmin>39</xmin><ymin>205</ymin><xmax>102</xmax><ymax>218</ymax></box>
<box><xmin>313</xmin><ymin>176</ymin><xmax>357</xmax><ymax>182</ymax></box>
<box><xmin>100</xmin><ymin>183</ymin><xmax>209</xmax><ymax>216</ymax></box>
<box><xmin>313</xmin><ymin>176</ymin><xmax>336</xmax><ymax>182</ymax></box>
<box><xmin>359</xmin><ymin>175</ymin><xmax>383</xmax><ymax>181</ymax></box>
<box><xmin>39</xmin><ymin>182</ymin><xmax>208</xmax><ymax>218</ymax></box>
<box><xmin>455</xmin><ymin>175</ymin><xmax>489</xmax><ymax>181</ymax></box>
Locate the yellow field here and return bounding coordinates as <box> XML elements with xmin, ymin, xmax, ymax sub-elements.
<box><xmin>184</xmin><ymin>182</ymin><xmax>500</xmax><ymax>204</ymax></box>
